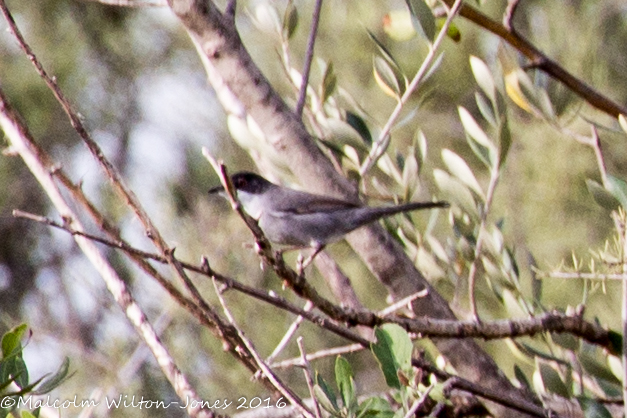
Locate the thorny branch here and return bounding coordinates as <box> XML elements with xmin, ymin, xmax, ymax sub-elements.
<box><xmin>14</xmin><ymin>209</ymin><xmax>617</xmax><ymax>355</ymax></box>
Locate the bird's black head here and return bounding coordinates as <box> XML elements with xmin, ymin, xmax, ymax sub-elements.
<box><xmin>208</xmin><ymin>171</ymin><xmax>274</xmax><ymax>195</ymax></box>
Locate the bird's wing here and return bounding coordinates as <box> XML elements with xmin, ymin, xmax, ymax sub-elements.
<box><xmin>270</xmin><ymin>189</ymin><xmax>361</xmax><ymax>214</ymax></box>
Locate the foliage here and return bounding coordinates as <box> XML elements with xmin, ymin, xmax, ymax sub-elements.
<box><xmin>2</xmin><ymin>0</ymin><xmax>627</xmax><ymax>417</ymax></box>
<box><xmin>0</xmin><ymin>325</ymin><xmax>72</xmax><ymax>418</ymax></box>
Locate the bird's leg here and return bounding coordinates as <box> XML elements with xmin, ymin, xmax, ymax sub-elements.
<box><xmin>299</xmin><ymin>244</ymin><xmax>325</xmax><ymax>271</ymax></box>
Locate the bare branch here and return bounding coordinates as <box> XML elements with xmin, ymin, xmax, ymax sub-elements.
<box><xmin>267</xmin><ymin>301</ymin><xmax>313</xmax><ymax>363</ymax></box>
<box><xmin>294</xmin><ymin>0</ymin><xmax>323</xmax><ymax>118</ymax></box>
<box><xmin>441</xmin><ymin>0</ymin><xmax>627</xmax><ymax>117</ymax></box>
<box><xmin>0</xmin><ymin>88</ymin><xmax>215</xmax><ymax>418</ymax></box>
<box><xmin>296</xmin><ymin>338</ymin><xmax>322</xmax><ymax>418</ymax></box>
<box><xmin>212</xmin><ymin>279</ymin><xmax>315</xmax><ymax>418</ymax></box>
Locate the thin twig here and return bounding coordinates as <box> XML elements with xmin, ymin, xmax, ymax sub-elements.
<box><xmin>444</xmin><ymin>0</ymin><xmax>627</xmax><ymax>117</ymax></box>
<box><xmin>402</xmin><ymin>384</ymin><xmax>434</xmax><ymax>418</ymax></box>
<box><xmin>270</xmin><ymin>343</ymin><xmax>365</xmax><ymax>369</ymax></box>
<box><xmin>468</xmin><ymin>165</ymin><xmax>501</xmax><ymax>322</ymax></box>
<box><xmin>541</xmin><ymin>271</ymin><xmax>627</xmax><ymax>281</ymax></box>
<box><xmin>378</xmin><ymin>290</ymin><xmax>428</xmax><ymax>316</ymax></box>
<box><xmin>0</xmin><ymin>89</ymin><xmax>213</xmax><ymax>418</ymax></box>
<box><xmin>295</xmin><ymin>0</ymin><xmax>323</xmax><ymax>118</ymax></box>
<box><xmin>0</xmin><ymin>0</ymin><xmax>207</xmax><ymax>321</ymax></box>
<box><xmin>503</xmin><ymin>0</ymin><xmax>521</xmax><ymax>31</ymax></box>
<box><xmin>590</xmin><ymin>126</ymin><xmax>609</xmax><ymax>188</ymax></box>
<box><xmin>211</xmin><ymin>279</ymin><xmax>315</xmax><ymax>418</ymax></box>
<box><xmin>359</xmin><ymin>0</ymin><xmax>464</xmax><ymax>176</ymax></box>
<box><xmin>297</xmin><ymin>337</ymin><xmax>322</xmax><ymax>418</ymax></box>
<box><xmin>267</xmin><ymin>301</ymin><xmax>313</xmax><ymax>363</ymax></box>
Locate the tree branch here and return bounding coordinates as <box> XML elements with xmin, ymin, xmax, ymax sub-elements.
<box><xmin>442</xmin><ymin>0</ymin><xmax>627</xmax><ymax>117</ymax></box>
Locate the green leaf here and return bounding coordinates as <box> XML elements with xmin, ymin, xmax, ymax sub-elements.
<box><xmin>320</xmin><ymin>62</ymin><xmax>337</xmax><ymax>104</ymax></box>
<box><xmin>497</xmin><ymin>118</ymin><xmax>512</xmax><ymax>167</ymax></box>
<box><xmin>577</xmin><ymin>397</ymin><xmax>613</xmax><ymax>418</ymax></box>
<box><xmin>579</xmin><ymin>351</ymin><xmax>622</xmax><ymax>386</ymax></box>
<box><xmin>357</xmin><ymin>396</ymin><xmax>395</xmax><ymax>418</ymax></box>
<box><xmin>282</xmin><ymin>2</ymin><xmax>298</xmax><ymax>39</ymax></box>
<box><xmin>373</xmin><ymin>56</ymin><xmax>405</xmax><ymax>99</ymax></box>
<box><xmin>585</xmin><ymin>179</ymin><xmax>620</xmax><ymax>211</ymax></box>
<box><xmin>551</xmin><ymin>333</ymin><xmax>579</xmax><ymax>351</ymax></box>
<box><xmin>513</xmin><ymin>365</ymin><xmax>531</xmax><ymax>389</ymax></box>
<box><xmin>401</xmin><ymin>151</ymin><xmax>419</xmax><ymax>201</ymax></box>
<box><xmin>605</xmin><ymin>175</ymin><xmax>627</xmax><ymax>209</ymax></box>
<box><xmin>405</xmin><ymin>0</ymin><xmax>435</xmax><ymax>42</ymax></box>
<box><xmin>415</xmin><ymin>130</ymin><xmax>427</xmax><ymax>168</ymax></box>
<box><xmin>34</xmin><ymin>357</ymin><xmax>72</xmax><ymax>395</ymax></box>
<box><xmin>335</xmin><ymin>357</ymin><xmax>356</xmax><ymax>412</ymax></box>
<box><xmin>433</xmin><ymin>169</ymin><xmax>479</xmax><ymax>220</ymax></box>
<box><xmin>346</xmin><ymin>112</ymin><xmax>372</xmax><ymax>145</ymax></box>
<box><xmin>475</xmin><ymin>92</ymin><xmax>497</xmax><ymax>127</ymax></box>
<box><xmin>1</xmin><ymin>325</ymin><xmax>29</xmax><ymax>389</ymax></box>
<box><xmin>458</xmin><ymin>106</ymin><xmax>497</xmax><ymax>169</ymax></box>
<box><xmin>2</xmin><ymin>324</ymin><xmax>28</xmax><ymax>358</ymax></box>
<box><xmin>441</xmin><ymin>149</ymin><xmax>484</xmax><ymax>199</ymax></box>
<box><xmin>367</xmin><ymin>30</ymin><xmax>397</xmax><ymax>64</ymax></box>
<box><xmin>315</xmin><ymin>372</ymin><xmax>339</xmax><ymax>413</ymax></box>
<box><xmin>370</xmin><ymin>324</ymin><xmax>412</xmax><ymax>389</ymax></box>
<box><xmin>537</xmin><ymin>362</ymin><xmax>569</xmax><ymax>397</ymax></box>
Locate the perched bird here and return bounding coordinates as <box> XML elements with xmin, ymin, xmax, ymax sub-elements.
<box><xmin>209</xmin><ymin>171</ymin><xmax>448</xmax><ymax>262</ymax></box>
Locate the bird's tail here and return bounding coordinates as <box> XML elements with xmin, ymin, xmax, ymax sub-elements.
<box><xmin>350</xmin><ymin>200</ymin><xmax>449</xmax><ymax>227</ymax></box>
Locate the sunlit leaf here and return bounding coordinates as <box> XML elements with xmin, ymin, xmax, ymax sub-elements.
<box><xmin>433</xmin><ymin>168</ymin><xmax>479</xmax><ymax>220</ymax></box>
<box><xmin>470</xmin><ymin>56</ymin><xmax>495</xmax><ymax>102</ymax></box>
<box><xmin>619</xmin><ymin>114</ymin><xmax>627</xmax><ymax>135</ymax></box>
<box><xmin>441</xmin><ymin>148</ymin><xmax>485</xmax><ymax>199</ymax></box>
<box><xmin>458</xmin><ymin>107</ymin><xmax>497</xmax><ymax>169</ymax></box>
<box><xmin>579</xmin><ymin>351</ymin><xmax>622</xmax><ymax>386</ymax></box>
<box><xmin>373</xmin><ymin>56</ymin><xmax>405</xmax><ymax>99</ymax></box>
<box><xmin>402</xmin><ymin>151</ymin><xmax>419</xmax><ymax>201</ymax></box>
<box><xmin>504</xmin><ymin>70</ymin><xmax>536</xmax><ymax>114</ymax></box>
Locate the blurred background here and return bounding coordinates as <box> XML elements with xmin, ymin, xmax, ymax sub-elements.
<box><xmin>1</xmin><ymin>0</ymin><xmax>626</xmax><ymax>416</ymax></box>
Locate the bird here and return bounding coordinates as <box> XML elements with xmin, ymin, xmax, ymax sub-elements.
<box><xmin>209</xmin><ymin>171</ymin><xmax>449</xmax><ymax>264</ymax></box>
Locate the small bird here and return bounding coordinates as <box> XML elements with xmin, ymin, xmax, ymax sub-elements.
<box><xmin>209</xmin><ymin>172</ymin><xmax>449</xmax><ymax>263</ymax></box>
